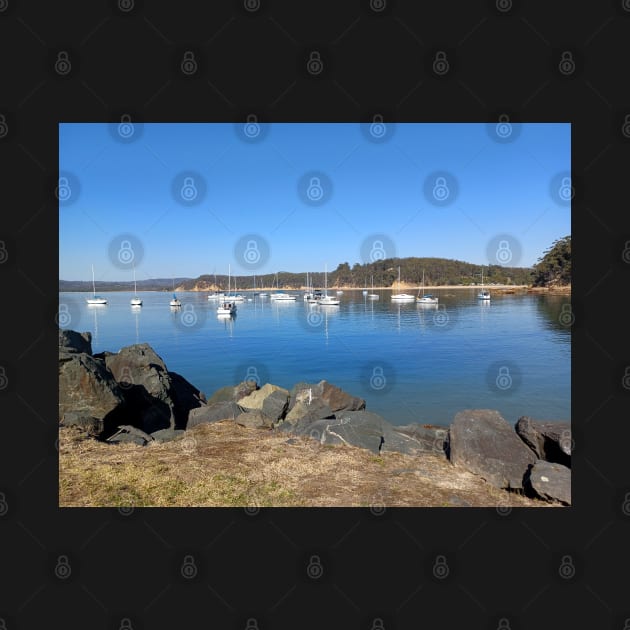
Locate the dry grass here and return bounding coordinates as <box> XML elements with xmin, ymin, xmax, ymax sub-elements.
<box><xmin>59</xmin><ymin>422</ymin><xmax>558</xmax><ymax>508</ymax></box>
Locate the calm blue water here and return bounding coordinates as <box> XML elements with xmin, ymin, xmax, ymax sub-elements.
<box><xmin>59</xmin><ymin>290</ymin><xmax>571</xmax><ymax>427</ymax></box>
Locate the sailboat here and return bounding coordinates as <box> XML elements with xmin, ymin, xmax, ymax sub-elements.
<box><xmin>362</xmin><ymin>277</ymin><xmax>368</xmax><ymax>296</ymax></box>
<box><xmin>367</xmin><ymin>274</ymin><xmax>379</xmax><ymax>299</ymax></box>
<box><xmin>318</xmin><ymin>263</ymin><xmax>340</xmax><ymax>305</ymax></box>
<box><xmin>416</xmin><ymin>270</ymin><xmax>438</xmax><ymax>304</ymax></box>
<box><xmin>391</xmin><ymin>266</ymin><xmax>415</xmax><ymax>301</ymax></box>
<box><xmin>86</xmin><ymin>265</ymin><xmax>107</xmax><ymax>304</ymax></box>
<box><xmin>477</xmin><ymin>266</ymin><xmax>491</xmax><ymax>301</ymax></box>
<box><xmin>208</xmin><ymin>272</ymin><xmax>223</xmax><ymax>300</ymax></box>
<box><xmin>169</xmin><ymin>278</ymin><xmax>181</xmax><ymax>307</ymax></box>
<box><xmin>217</xmin><ymin>264</ymin><xmax>237</xmax><ymax>315</ymax></box>
<box><xmin>270</xmin><ymin>272</ymin><xmax>296</xmax><ymax>301</ymax></box>
<box><xmin>130</xmin><ymin>264</ymin><xmax>142</xmax><ymax>306</ymax></box>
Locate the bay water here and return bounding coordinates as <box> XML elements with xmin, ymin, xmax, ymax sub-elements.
<box><xmin>59</xmin><ymin>289</ymin><xmax>571</xmax><ymax>427</ymax></box>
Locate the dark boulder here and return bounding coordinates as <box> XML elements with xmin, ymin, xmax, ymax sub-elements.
<box><xmin>448</xmin><ymin>410</ymin><xmax>537</xmax><ymax>490</ymax></box>
<box><xmin>59</xmin><ymin>329</ymin><xmax>93</xmax><ymax>355</ymax></box>
<box><xmin>207</xmin><ymin>380</ymin><xmax>258</xmax><ymax>405</ymax></box>
<box><xmin>60</xmin><ymin>411</ymin><xmax>103</xmax><ymax>437</ymax></box>
<box><xmin>526</xmin><ymin>460</ymin><xmax>571</xmax><ymax>505</ymax></box>
<box><xmin>235</xmin><ymin>410</ymin><xmax>273</xmax><ymax>429</ymax></box>
<box><xmin>288</xmin><ymin>380</ymin><xmax>365</xmax><ymax>414</ymax></box>
<box><xmin>186</xmin><ymin>401</ymin><xmax>243</xmax><ymax>429</ymax></box>
<box><xmin>169</xmin><ymin>371</ymin><xmax>206</xmax><ymax>429</ymax></box>
<box><xmin>58</xmin><ymin>352</ymin><xmax>125</xmax><ymax>427</ymax></box>
<box><xmin>261</xmin><ymin>389</ymin><xmax>290</xmax><ymax>423</ymax></box>
<box><xmin>103</xmin><ymin>343</ymin><xmax>176</xmax><ymax>433</ymax></box>
<box><xmin>283</xmin><ymin>397</ymin><xmax>335</xmax><ymax>427</ymax></box>
<box><xmin>290</xmin><ymin>410</ymin><xmax>441</xmax><ymax>457</ymax></box>
<box><xmin>515</xmin><ymin>417</ymin><xmax>571</xmax><ymax>467</ymax></box>
<box><xmin>395</xmin><ymin>424</ymin><xmax>450</xmax><ymax>456</ymax></box>
<box><xmin>106</xmin><ymin>425</ymin><xmax>154</xmax><ymax>446</ymax></box>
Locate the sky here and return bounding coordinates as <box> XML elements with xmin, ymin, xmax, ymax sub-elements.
<box><xmin>59</xmin><ymin>122</ymin><xmax>570</xmax><ymax>282</ymax></box>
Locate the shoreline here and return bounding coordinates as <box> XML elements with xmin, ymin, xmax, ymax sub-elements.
<box><xmin>61</xmin><ymin>284</ymin><xmax>571</xmax><ymax>293</ymax></box>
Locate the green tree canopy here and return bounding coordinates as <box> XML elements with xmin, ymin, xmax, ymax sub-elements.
<box><xmin>531</xmin><ymin>236</ymin><xmax>571</xmax><ymax>287</ymax></box>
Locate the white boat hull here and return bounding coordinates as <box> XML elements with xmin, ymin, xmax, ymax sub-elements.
<box><xmin>391</xmin><ymin>294</ymin><xmax>415</xmax><ymax>301</ymax></box>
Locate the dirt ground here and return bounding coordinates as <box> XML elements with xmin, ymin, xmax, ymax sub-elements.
<box><xmin>59</xmin><ymin>421</ymin><xmax>559</xmax><ymax>508</ymax></box>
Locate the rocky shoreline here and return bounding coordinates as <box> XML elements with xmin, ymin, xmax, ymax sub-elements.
<box><xmin>59</xmin><ymin>330</ymin><xmax>571</xmax><ymax>506</ymax></box>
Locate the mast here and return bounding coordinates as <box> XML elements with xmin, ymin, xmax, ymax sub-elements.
<box><xmin>92</xmin><ymin>264</ymin><xmax>96</xmax><ymax>297</ymax></box>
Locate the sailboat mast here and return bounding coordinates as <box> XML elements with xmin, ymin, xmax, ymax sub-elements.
<box><xmin>92</xmin><ymin>264</ymin><xmax>96</xmax><ymax>297</ymax></box>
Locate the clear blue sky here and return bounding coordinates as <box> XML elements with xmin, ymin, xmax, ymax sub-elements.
<box><xmin>59</xmin><ymin>122</ymin><xmax>570</xmax><ymax>282</ymax></box>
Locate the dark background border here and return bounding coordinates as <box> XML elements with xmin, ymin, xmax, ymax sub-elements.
<box><xmin>1</xmin><ymin>1</ymin><xmax>628</xmax><ymax>628</ymax></box>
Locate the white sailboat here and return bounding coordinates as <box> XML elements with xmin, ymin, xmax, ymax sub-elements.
<box><xmin>217</xmin><ymin>264</ymin><xmax>237</xmax><ymax>315</ymax></box>
<box><xmin>391</xmin><ymin>266</ymin><xmax>415</xmax><ymax>301</ymax></box>
<box><xmin>207</xmin><ymin>273</ymin><xmax>223</xmax><ymax>300</ymax></box>
<box><xmin>319</xmin><ymin>263</ymin><xmax>340</xmax><ymax>305</ymax></box>
<box><xmin>362</xmin><ymin>277</ymin><xmax>368</xmax><ymax>296</ymax></box>
<box><xmin>477</xmin><ymin>266</ymin><xmax>491</xmax><ymax>301</ymax></box>
<box><xmin>367</xmin><ymin>274</ymin><xmax>379</xmax><ymax>299</ymax></box>
<box><xmin>169</xmin><ymin>278</ymin><xmax>181</xmax><ymax>307</ymax></box>
<box><xmin>270</xmin><ymin>272</ymin><xmax>296</xmax><ymax>301</ymax></box>
<box><xmin>86</xmin><ymin>265</ymin><xmax>107</xmax><ymax>305</ymax></box>
<box><xmin>416</xmin><ymin>270</ymin><xmax>438</xmax><ymax>304</ymax></box>
<box><xmin>130</xmin><ymin>264</ymin><xmax>142</xmax><ymax>306</ymax></box>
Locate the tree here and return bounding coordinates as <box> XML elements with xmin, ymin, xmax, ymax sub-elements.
<box><xmin>531</xmin><ymin>236</ymin><xmax>571</xmax><ymax>287</ymax></box>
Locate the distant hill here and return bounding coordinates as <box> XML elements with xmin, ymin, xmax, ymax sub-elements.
<box><xmin>59</xmin><ymin>278</ymin><xmax>191</xmax><ymax>292</ymax></box>
<box><xmin>60</xmin><ymin>257</ymin><xmax>534</xmax><ymax>292</ymax></box>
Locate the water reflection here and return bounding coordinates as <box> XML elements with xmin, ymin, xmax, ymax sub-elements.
<box><xmin>534</xmin><ymin>294</ymin><xmax>572</xmax><ymax>335</ymax></box>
